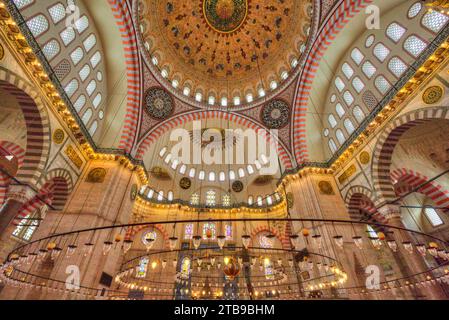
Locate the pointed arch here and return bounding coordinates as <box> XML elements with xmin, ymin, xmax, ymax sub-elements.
<box><xmin>371</xmin><ymin>107</ymin><xmax>449</xmax><ymax>206</ymax></box>
<box><xmin>0</xmin><ymin>72</ymin><xmax>51</xmax><ymax>187</ymax></box>
<box><xmin>135</xmin><ymin>110</ymin><xmax>294</xmax><ymax>169</ymax></box>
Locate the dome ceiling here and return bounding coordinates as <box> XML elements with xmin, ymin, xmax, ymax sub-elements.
<box><xmin>138</xmin><ymin>0</ymin><xmax>314</xmax><ymax>107</ymax></box>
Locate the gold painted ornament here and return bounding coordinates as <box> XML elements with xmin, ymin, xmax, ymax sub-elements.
<box><xmin>422</xmin><ymin>86</ymin><xmax>443</xmax><ymax>105</ymax></box>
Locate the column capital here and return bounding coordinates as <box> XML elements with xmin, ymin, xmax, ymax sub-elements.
<box><xmin>6</xmin><ymin>184</ymin><xmax>36</xmax><ymax>204</ymax></box>
<box><xmin>377</xmin><ymin>204</ymin><xmax>401</xmax><ymax>221</ymax></box>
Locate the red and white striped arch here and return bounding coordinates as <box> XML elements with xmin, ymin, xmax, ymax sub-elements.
<box><xmin>0</xmin><ymin>77</ymin><xmax>50</xmax><ymax>187</ymax></box>
<box><xmin>345</xmin><ymin>186</ymin><xmax>387</xmax><ymax>224</ymax></box>
<box><xmin>14</xmin><ymin>170</ymin><xmax>73</xmax><ymax>223</ymax></box>
<box><xmin>391</xmin><ymin>168</ymin><xmax>449</xmax><ymax>211</ymax></box>
<box><xmin>135</xmin><ymin>110</ymin><xmax>294</xmax><ymax>169</ymax></box>
<box><xmin>108</xmin><ymin>0</ymin><xmax>142</xmax><ymax>153</ymax></box>
<box><xmin>292</xmin><ymin>0</ymin><xmax>373</xmax><ymax>163</ymax></box>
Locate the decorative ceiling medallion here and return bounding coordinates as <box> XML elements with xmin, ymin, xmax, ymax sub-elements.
<box><xmin>151</xmin><ymin>167</ymin><xmax>171</xmax><ymax>180</ymax></box>
<box><xmin>202</xmin><ymin>0</ymin><xmax>249</xmax><ymax>34</ymax></box>
<box><xmin>422</xmin><ymin>86</ymin><xmax>443</xmax><ymax>105</ymax></box>
<box><xmin>179</xmin><ymin>177</ymin><xmax>192</xmax><ymax>190</ymax></box>
<box><xmin>52</xmin><ymin>129</ymin><xmax>65</xmax><ymax>145</ymax></box>
<box><xmin>232</xmin><ymin>180</ymin><xmax>244</xmax><ymax>193</ymax></box>
<box><xmin>144</xmin><ymin>87</ymin><xmax>174</xmax><ymax>120</ymax></box>
<box><xmin>130</xmin><ymin>184</ymin><xmax>138</xmax><ymax>201</ymax></box>
<box><xmin>359</xmin><ymin>151</ymin><xmax>370</xmax><ymax>165</ymax></box>
<box><xmin>318</xmin><ymin>181</ymin><xmax>334</xmax><ymax>195</ymax></box>
<box><xmin>86</xmin><ymin>168</ymin><xmax>107</xmax><ymax>183</ymax></box>
<box><xmin>261</xmin><ymin>99</ymin><xmax>290</xmax><ymax>129</ymax></box>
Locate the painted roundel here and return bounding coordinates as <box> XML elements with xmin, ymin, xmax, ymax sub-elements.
<box><xmin>144</xmin><ymin>87</ymin><xmax>174</xmax><ymax>120</ymax></box>
<box><xmin>203</xmin><ymin>0</ymin><xmax>249</xmax><ymax>34</ymax></box>
<box><xmin>261</xmin><ymin>99</ymin><xmax>290</xmax><ymax>129</ymax></box>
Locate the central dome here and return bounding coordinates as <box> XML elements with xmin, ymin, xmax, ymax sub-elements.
<box><xmin>203</xmin><ymin>0</ymin><xmax>248</xmax><ymax>34</ymax></box>
<box><xmin>138</xmin><ymin>0</ymin><xmax>314</xmax><ymax>107</ymax></box>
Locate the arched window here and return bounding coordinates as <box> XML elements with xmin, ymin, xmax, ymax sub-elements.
<box><xmin>352</xmin><ymin>106</ymin><xmax>365</xmax><ymax>123</ymax></box>
<box><xmin>229</xmin><ymin>170</ymin><xmax>236</xmax><ymax>180</ymax></box>
<box><xmin>351</xmin><ymin>48</ymin><xmax>364</xmax><ymax>65</ymax></box>
<box><xmin>352</xmin><ymin>77</ymin><xmax>365</xmax><ymax>93</ymax></box>
<box><xmin>334</xmin><ymin>77</ymin><xmax>345</xmax><ymax>92</ymax></box>
<box><xmin>167</xmin><ymin>191</ymin><xmax>174</xmax><ymax>201</ymax></box>
<box><xmin>336</xmin><ymin>129</ymin><xmax>345</xmax><ymax>145</ymax></box>
<box><xmin>336</xmin><ymin>103</ymin><xmax>345</xmax><ymax>118</ymax></box>
<box><xmin>222</xmin><ymin>194</ymin><xmax>231</xmax><ymax>207</ymax></box>
<box><xmin>206</xmin><ymin>190</ymin><xmax>216</xmax><ymax>207</ymax></box>
<box><xmin>42</xmin><ymin>39</ymin><xmax>60</xmax><ymax>61</ymax></box>
<box><xmin>388</xmin><ymin>57</ymin><xmax>407</xmax><ymax>77</ymax></box>
<box><xmin>374</xmin><ymin>76</ymin><xmax>391</xmax><ymax>94</ymax></box>
<box><xmin>202</xmin><ymin>222</ymin><xmax>216</xmax><ymax>240</ymax></box>
<box><xmin>421</xmin><ymin>10</ymin><xmax>449</xmax><ymax>33</ymax></box>
<box><xmin>238</xmin><ymin>168</ymin><xmax>245</xmax><ymax>178</ymax></box>
<box><xmin>157</xmin><ymin>190</ymin><xmax>164</xmax><ymax>201</ymax></box>
<box><xmin>180</xmin><ymin>257</ymin><xmax>191</xmax><ymax>279</ymax></box>
<box><xmin>159</xmin><ymin>147</ymin><xmax>167</xmax><ymax>157</ymax></box>
<box><xmin>247</xmin><ymin>165</ymin><xmax>254</xmax><ymax>174</ymax></box>
<box><xmin>264</xmin><ymin>258</ymin><xmax>275</xmax><ymax>280</ymax></box>
<box><xmin>344</xmin><ymin>119</ymin><xmax>355</xmax><ymax>135</ymax></box>
<box><xmin>89</xmin><ymin>121</ymin><xmax>98</xmax><ymax>136</ymax></box>
<box><xmin>26</xmin><ymin>14</ymin><xmax>49</xmax><ymax>38</ymax></box>
<box><xmin>342</xmin><ymin>63</ymin><xmax>354</xmax><ymax>79</ymax></box>
<box><xmin>225</xmin><ymin>224</ymin><xmax>233</xmax><ymax>240</ymax></box>
<box><xmin>189</xmin><ymin>168</ymin><xmax>196</xmax><ymax>178</ymax></box>
<box><xmin>208</xmin><ymin>172</ymin><xmax>216</xmax><ymax>182</ymax></box>
<box><xmin>198</xmin><ymin>170</ymin><xmax>205</xmax><ymax>180</ymax></box>
<box><xmin>257</xmin><ymin>196</ymin><xmax>263</xmax><ymax>207</ymax></box>
<box><xmin>328</xmin><ymin>114</ymin><xmax>337</xmax><ymax>128</ymax></box>
<box><xmin>248</xmin><ymin>196</ymin><xmax>253</xmax><ymax>205</ymax></box>
<box><xmin>219</xmin><ymin>171</ymin><xmax>226</xmax><ymax>181</ymax></box>
<box><xmin>373</xmin><ymin>43</ymin><xmax>390</xmax><ymax>62</ymax></box>
<box><xmin>329</xmin><ymin>139</ymin><xmax>337</xmax><ymax>154</ymax></box>
<box><xmin>404</xmin><ymin>35</ymin><xmax>427</xmax><ymax>58</ymax></box>
<box><xmin>179</xmin><ymin>165</ymin><xmax>187</xmax><ymax>174</ymax></box>
<box><xmin>386</xmin><ymin>22</ymin><xmax>406</xmax><ymax>43</ymax></box>
<box><xmin>184</xmin><ymin>224</ymin><xmax>194</xmax><ymax>239</ymax></box>
<box><xmin>81</xmin><ymin>108</ymin><xmax>92</xmax><ymax>125</ymax></box>
<box><xmin>136</xmin><ymin>258</ymin><xmax>149</xmax><ymax>278</ymax></box>
<box><xmin>190</xmin><ymin>193</ymin><xmax>199</xmax><ymax>205</ymax></box>
<box><xmin>259</xmin><ymin>234</ymin><xmax>273</xmax><ymax>249</ymax></box>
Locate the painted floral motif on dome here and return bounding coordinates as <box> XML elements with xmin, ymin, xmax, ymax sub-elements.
<box><xmin>203</xmin><ymin>0</ymin><xmax>249</xmax><ymax>34</ymax></box>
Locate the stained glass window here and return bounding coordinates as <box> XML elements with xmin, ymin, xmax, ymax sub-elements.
<box><xmin>222</xmin><ymin>194</ymin><xmax>231</xmax><ymax>207</ymax></box>
<box><xmin>336</xmin><ymin>129</ymin><xmax>345</xmax><ymax>145</ymax></box>
<box><xmin>259</xmin><ymin>235</ymin><xmax>273</xmax><ymax>249</ymax></box>
<box><xmin>180</xmin><ymin>257</ymin><xmax>191</xmax><ymax>279</ymax></box>
<box><xmin>373</xmin><ymin>43</ymin><xmax>390</xmax><ymax>62</ymax></box>
<box><xmin>264</xmin><ymin>258</ymin><xmax>275</xmax><ymax>280</ymax></box>
<box><xmin>206</xmin><ymin>190</ymin><xmax>216</xmax><ymax>207</ymax></box>
<box><xmin>202</xmin><ymin>222</ymin><xmax>216</xmax><ymax>240</ymax></box>
<box><xmin>136</xmin><ymin>258</ymin><xmax>149</xmax><ymax>278</ymax></box>
<box><xmin>408</xmin><ymin>2</ymin><xmax>422</xmax><ymax>19</ymax></box>
<box><xmin>185</xmin><ymin>224</ymin><xmax>194</xmax><ymax>240</ymax></box>
<box><xmin>190</xmin><ymin>193</ymin><xmax>199</xmax><ymax>205</ymax></box>
<box><xmin>225</xmin><ymin>224</ymin><xmax>233</xmax><ymax>240</ymax></box>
